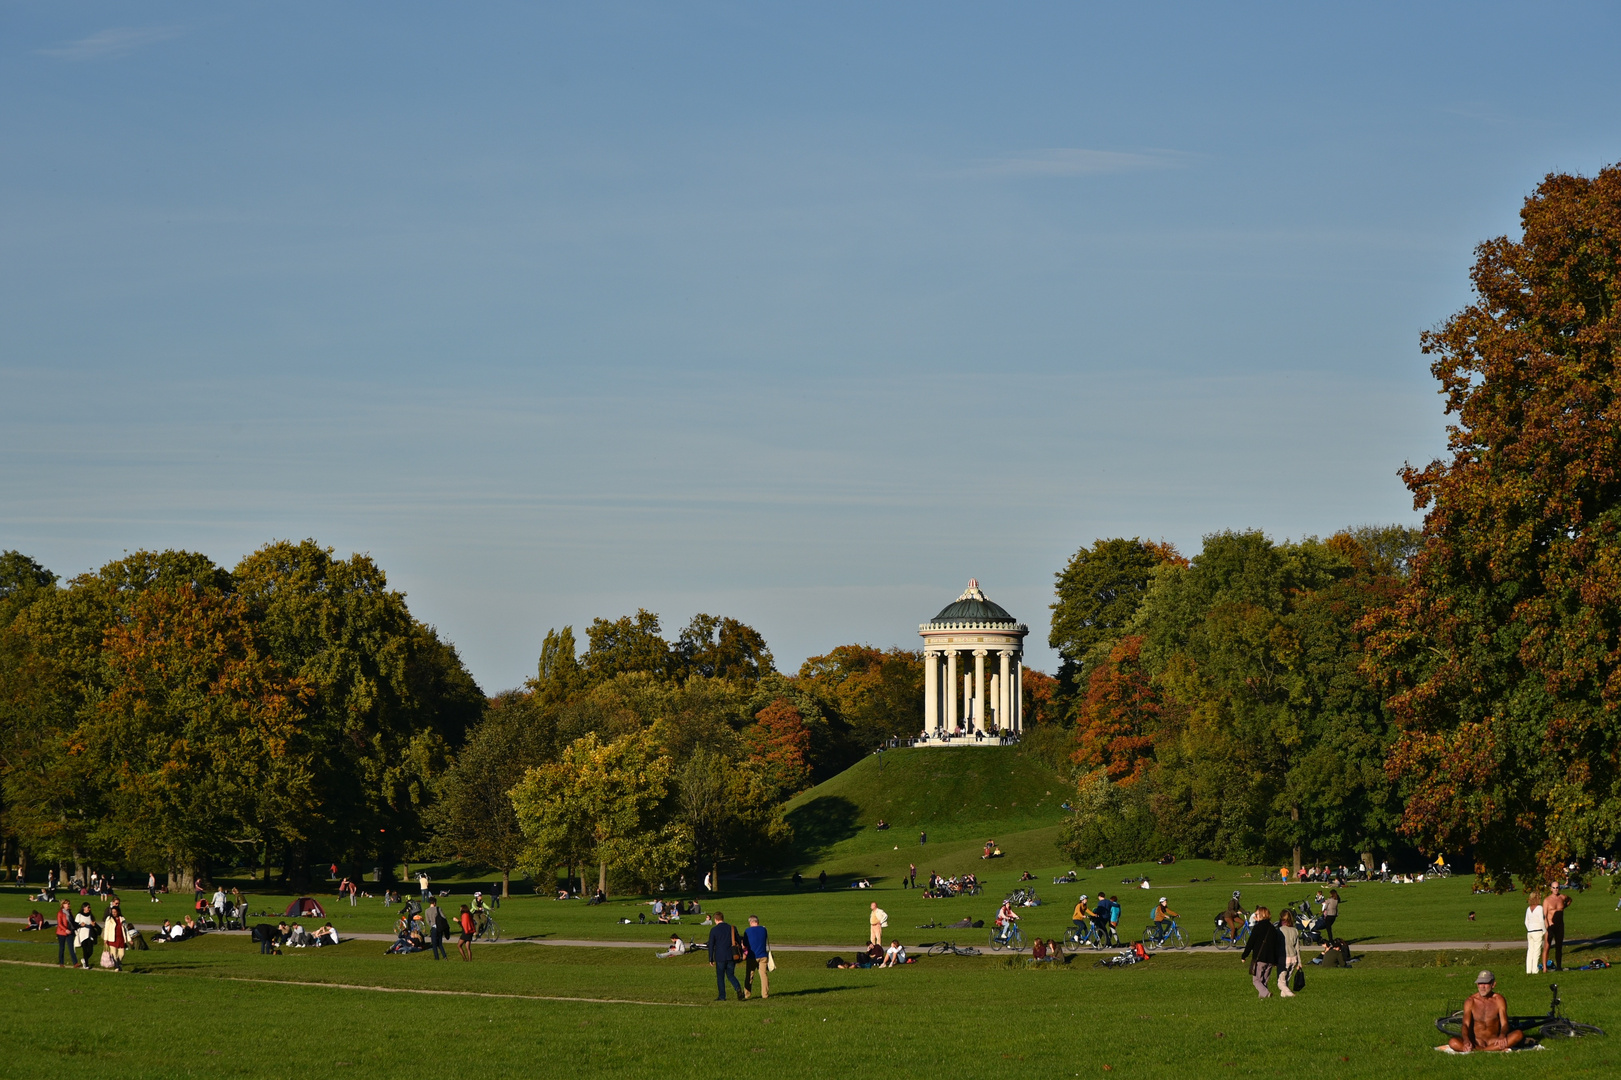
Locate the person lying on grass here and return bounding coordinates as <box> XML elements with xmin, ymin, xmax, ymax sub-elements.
<box><xmin>1446</xmin><ymin>971</ymin><xmax>1524</xmax><ymax>1053</ymax></box>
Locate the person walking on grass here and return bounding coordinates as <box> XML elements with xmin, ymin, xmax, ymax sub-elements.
<box><xmin>742</xmin><ymin>915</ymin><xmax>770</xmax><ymax>999</ymax></box>
<box><xmin>1241</xmin><ymin>905</ymin><xmax>1284</xmax><ymax>998</ymax></box>
<box><xmin>55</xmin><ymin>899</ymin><xmax>73</xmax><ymax>967</ymax></box>
<box><xmin>1525</xmin><ymin>892</ymin><xmax>1545</xmax><ymax>975</ymax></box>
<box><xmin>73</xmin><ymin>902</ymin><xmax>96</xmax><ymax>969</ymax></box>
<box><xmin>869</xmin><ymin>902</ymin><xmax>888</xmax><ymax>947</ymax></box>
<box><xmin>427</xmin><ymin>899</ymin><xmax>447</xmax><ymax>960</ymax></box>
<box><xmin>1277</xmin><ymin>909</ymin><xmax>1300</xmax><ymax>997</ymax></box>
<box><xmin>1319</xmin><ymin>889</ymin><xmax>1340</xmax><ymax>942</ymax></box>
<box><xmin>147</xmin><ymin>873</ymin><xmax>159</xmax><ymax>902</ymax></box>
<box><xmin>457</xmin><ymin>904</ymin><xmax>475</xmax><ymax>961</ymax></box>
<box><xmin>102</xmin><ymin>901</ymin><xmax>127</xmax><ymax>972</ymax></box>
<box><xmin>418</xmin><ymin>871</ymin><xmax>431</xmax><ymax>902</ymax></box>
<box><xmin>706</xmin><ymin>911</ymin><xmax>746</xmax><ymax>1001</ymax></box>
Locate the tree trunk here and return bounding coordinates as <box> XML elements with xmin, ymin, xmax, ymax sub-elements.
<box><xmin>711</xmin><ymin>861</ymin><xmax>719</xmax><ymax>897</ymax></box>
<box><xmin>1291</xmin><ymin>806</ymin><xmax>1302</xmax><ymax>877</ymax></box>
<box><xmin>262</xmin><ymin>841</ymin><xmax>271</xmax><ymax>883</ymax></box>
<box><xmin>597</xmin><ymin>860</ymin><xmax>607</xmax><ymax>896</ymax></box>
<box><xmin>501</xmin><ymin>869</ymin><xmax>510</xmax><ymax>898</ymax></box>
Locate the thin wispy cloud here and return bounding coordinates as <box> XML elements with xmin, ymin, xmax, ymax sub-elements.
<box><xmin>975</xmin><ymin>148</ymin><xmax>1192</xmax><ymax>178</ymax></box>
<box><xmin>40</xmin><ymin>27</ymin><xmax>182</xmax><ymax>62</ymax></box>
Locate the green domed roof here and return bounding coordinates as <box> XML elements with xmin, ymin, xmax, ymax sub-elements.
<box><xmin>929</xmin><ymin>580</ymin><xmax>1019</xmax><ymax>626</ymax></box>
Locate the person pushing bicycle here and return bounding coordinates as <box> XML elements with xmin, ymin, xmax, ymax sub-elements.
<box><xmin>1072</xmin><ymin>895</ymin><xmax>1095</xmax><ymax>937</ymax></box>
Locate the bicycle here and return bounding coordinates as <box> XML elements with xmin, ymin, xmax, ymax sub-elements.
<box><xmin>925</xmin><ymin>941</ymin><xmax>983</xmax><ymax>957</ymax></box>
<box><xmin>989</xmin><ymin>922</ymin><xmax>1026</xmax><ymax>952</ymax></box>
<box><xmin>1142</xmin><ymin>919</ymin><xmax>1186</xmax><ymax>950</ymax></box>
<box><xmin>1212</xmin><ymin>919</ymin><xmax>1251</xmax><ymax>950</ymax></box>
<box><xmin>1435</xmin><ymin>984</ymin><xmax>1605</xmax><ymax>1041</ymax></box>
<box><xmin>473</xmin><ymin>911</ymin><xmax>501</xmax><ymax>942</ymax></box>
<box><xmin>1065</xmin><ymin>921</ymin><xmax>1109</xmax><ymax>951</ymax></box>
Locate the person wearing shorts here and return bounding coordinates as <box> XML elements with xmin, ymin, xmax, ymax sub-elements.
<box><xmin>457</xmin><ymin>904</ymin><xmax>475</xmax><ymax>961</ymax></box>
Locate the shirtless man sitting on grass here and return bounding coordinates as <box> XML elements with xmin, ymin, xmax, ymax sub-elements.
<box><xmin>1447</xmin><ymin>971</ymin><xmax>1525</xmax><ymax>1053</ymax></box>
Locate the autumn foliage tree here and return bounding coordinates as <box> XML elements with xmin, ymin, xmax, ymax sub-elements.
<box><xmin>1366</xmin><ymin>164</ymin><xmax>1621</xmax><ymax>881</ymax></box>
<box><xmin>1073</xmin><ymin>636</ymin><xmax>1158</xmax><ymax>785</ymax></box>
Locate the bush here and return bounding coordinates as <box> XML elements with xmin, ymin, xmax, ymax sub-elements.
<box><xmin>1056</xmin><ymin>771</ymin><xmax>1167</xmax><ymax>865</ymax></box>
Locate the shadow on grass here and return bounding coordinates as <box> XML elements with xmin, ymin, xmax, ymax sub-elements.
<box><xmin>769</xmin><ymin>985</ymin><xmax>869</xmax><ymax>997</ymax></box>
<box><xmin>784</xmin><ymin>796</ymin><xmax>863</xmax><ymax>860</ymax></box>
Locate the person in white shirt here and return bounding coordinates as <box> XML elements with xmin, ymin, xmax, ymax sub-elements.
<box><xmin>655</xmin><ymin>934</ymin><xmax>688</xmax><ymax>958</ymax></box>
<box><xmin>1524</xmin><ymin>892</ymin><xmax>1546</xmax><ymax>974</ymax></box>
<box><xmin>881</xmin><ymin>940</ymin><xmax>907</xmax><ymax>968</ymax></box>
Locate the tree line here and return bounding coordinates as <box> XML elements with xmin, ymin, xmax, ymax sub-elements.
<box><xmin>1049</xmin><ymin>164</ymin><xmax>1621</xmax><ymax>886</ymax></box>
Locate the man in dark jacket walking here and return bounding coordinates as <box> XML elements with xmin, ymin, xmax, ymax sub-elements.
<box><xmin>1240</xmin><ymin>905</ymin><xmax>1285</xmax><ymax>998</ymax></box>
<box><xmin>706</xmin><ymin>911</ymin><xmax>746</xmax><ymax>1001</ymax></box>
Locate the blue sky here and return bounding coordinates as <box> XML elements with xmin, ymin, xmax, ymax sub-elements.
<box><xmin>4</xmin><ymin>2</ymin><xmax>1619</xmax><ymax>692</ymax></box>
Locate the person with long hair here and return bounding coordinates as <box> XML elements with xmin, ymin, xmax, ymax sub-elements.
<box><xmin>55</xmin><ymin>900</ymin><xmax>73</xmax><ymax>967</ymax></box>
<box><xmin>1240</xmin><ymin>905</ymin><xmax>1285</xmax><ymax>998</ymax></box>
<box><xmin>1277</xmin><ymin>909</ymin><xmax>1300</xmax><ymax>997</ymax></box>
<box><xmin>72</xmin><ymin>902</ymin><xmax>96</xmax><ymax>969</ymax></box>
<box><xmin>102</xmin><ymin>900</ymin><xmax>128</xmax><ymax>971</ymax></box>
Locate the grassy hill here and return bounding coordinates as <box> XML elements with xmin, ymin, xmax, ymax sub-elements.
<box><xmin>783</xmin><ymin>745</ymin><xmax>1070</xmax><ymax>868</ymax></box>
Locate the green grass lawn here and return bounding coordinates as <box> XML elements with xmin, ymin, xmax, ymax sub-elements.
<box><xmin>2</xmin><ymin>930</ymin><xmax>1617</xmax><ymax>1078</ymax></box>
<box><xmin>9</xmin><ymin>851</ymin><xmax>1614</xmax><ymax>951</ymax></box>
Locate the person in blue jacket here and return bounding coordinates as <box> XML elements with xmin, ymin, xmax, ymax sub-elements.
<box><xmin>743</xmin><ymin>915</ymin><xmax>770</xmax><ymax>998</ymax></box>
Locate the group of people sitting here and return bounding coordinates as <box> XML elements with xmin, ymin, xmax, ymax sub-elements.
<box><xmin>921</xmin><ymin>872</ymin><xmax>979</xmax><ymax>898</ymax></box>
<box><xmin>829</xmin><ymin>940</ymin><xmax>912</xmax><ymax>968</ymax></box>
<box><xmin>1029</xmin><ymin>937</ymin><xmax>1065</xmax><ymax>962</ymax></box>
<box><xmin>152</xmin><ymin>916</ymin><xmax>206</xmax><ymax>943</ymax></box>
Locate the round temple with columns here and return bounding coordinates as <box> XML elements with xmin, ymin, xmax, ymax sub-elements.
<box><xmin>917</xmin><ymin>580</ymin><xmax>1028</xmax><ymax>744</ymax></box>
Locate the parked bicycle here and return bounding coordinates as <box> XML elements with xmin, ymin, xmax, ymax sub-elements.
<box><xmin>1142</xmin><ymin>918</ymin><xmax>1186</xmax><ymax>950</ymax></box>
<box><xmin>1436</xmin><ymin>984</ymin><xmax>1604</xmax><ymax>1041</ymax></box>
<box><xmin>925</xmin><ymin>941</ymin><xmax>983</xmax><ymax>957</ymax></box>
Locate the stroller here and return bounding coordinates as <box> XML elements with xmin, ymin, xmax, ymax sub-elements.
<box><xmin>1285</xmin><ymin>898</ymin><xmax>1328</xmax><ymax>946</ymax></box>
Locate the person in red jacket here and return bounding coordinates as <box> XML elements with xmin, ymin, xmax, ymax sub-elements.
<box><xmin>55</xmin><ymin>900</ymin><xmax>73</xmax><ymax>967</ymax></box>
<box><xmin>457</xmin><ymin>904</ymin><xmax>476</xmax><ymax>961</ymax></box>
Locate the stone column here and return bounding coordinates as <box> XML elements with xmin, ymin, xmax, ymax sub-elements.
<box><xmin>945</xmin><ymin>651</ymin><xmax>958</xmax><ymax>732</ymax></box>
<box><xmin>1014</xmin><ymin>657</ymin><xmax>1023</xmax><ymax>734</ymax></box>
<box><xmin>999</xmin><ymin>650</ymin><xmax>1011</xmax><ymax>734</ymax></box>
<box><xmin>924</xmin><ymin>651</ymin><xmax>939</xmax><ymax>733</ymax></box>
<box><xmin>973</xmin><ymin>650</ymin><xmax>987</xmax><ymax>734</ymax></box>
<box><xmin>990</xmin><ymin>673</ymin><xmax>1001</xmax><ymax>730</ymax></box>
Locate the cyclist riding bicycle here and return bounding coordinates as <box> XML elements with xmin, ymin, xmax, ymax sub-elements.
<box><xmin>993</xmin><ymin>900</ymin><xmax>1020</xmax><ymax>942</ymax></box>
<box><xmin>1072</xmin><ymin>895</ymin><xmax>1094</xmax><ymax>938</ymax></box>
<box><xmin>1221</xmin><ymin>891</ymin><xmax>1247</xmax><ymax>933</ymax></box>
<box><xmin>1150</xmin><ymin>897</ymin><xmax>1178</xmax><ymax>942</ymax></box>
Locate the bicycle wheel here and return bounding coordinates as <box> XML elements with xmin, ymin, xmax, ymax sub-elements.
<box><xmin>988</xmin><ymin>931</ymin><xmax>1006</xmax><ymax>951</ymax></box>
<box><xmin>1168</xmin><ymin>925</ymin><xmax>1185</xmax><ymax>950</ymax></box>
<box><xmin>1214</xmin><ymin>929</ymin><xmax>1234</xmax><ymax>950</ymax></box>
<box><xmin>955</xmin><ymin>945</ymin><xmax>982</xmax><ymax>957</ymax></box>
<box><xmin>1143</xmin><ymin>924</ymin><xmax>1159</xmax><ymax>949</ymax></box>
<box><xmin>928</xmin><ymin>943</ymin><xmax>952</xmax><ymax>957</ymax></box>
<box><xmin>484</xmin><ymin>919</ymin><xmax>501</xmax><ymax>943</ymax></box>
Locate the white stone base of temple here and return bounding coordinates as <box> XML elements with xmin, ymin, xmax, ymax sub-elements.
<box><xmin>912</xmin><ymin>731</ymin><xmax>1018</xmax><ymax>747</ymax></box>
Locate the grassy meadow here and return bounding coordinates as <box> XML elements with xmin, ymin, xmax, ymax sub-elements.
<box><xmin>4</xmin><ymin>746</ymin><xmax>1618</xmax><ymax>1078</ymax></box>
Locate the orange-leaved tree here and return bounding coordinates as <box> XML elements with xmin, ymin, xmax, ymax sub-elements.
<box><xmin>1365</xmin><ymin>164</ymin><xmax>1621</xmax><ymax>881</ymax></box>
<box><xmin>1072</xmin><ymin>636</ymin><xmax>1158</xmax><ymax>785</ymax></box>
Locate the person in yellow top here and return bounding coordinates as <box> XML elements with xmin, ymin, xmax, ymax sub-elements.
<box><xmin>1072</xmin><ymin>896</ymin><xmax>1093</xmax><ymax>935</ymax></box>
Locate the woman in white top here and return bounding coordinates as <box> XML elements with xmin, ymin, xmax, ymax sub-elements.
<box><xmin>1525</xmin><ymin>892</ymin><xmax>1545</xmax><ymax>974</ymax></box>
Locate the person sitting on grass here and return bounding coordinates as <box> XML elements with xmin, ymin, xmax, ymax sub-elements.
<box><xmin>1031</xmin><ymin>937</ymin><xmax>1048</xmax><ymax>961</ymax></box>
<box><xmin>24</xmin><ymin>910</ymin><xmax>46</xmax><ymax>931</ymax></box>
<box><xmin>312</xmin><ymin>923</ymin><xmax>340</xmax><ymax>947</ymax></box>
<box><xmin>1446</xmin><ymin>971</ymin><xmax>1525</xmax><ymax>1053</ymax></box>
<box><xmin>656</xmin><ymin>934</ymin><xmax>688</xmax><ymax>958</ymax></box>
<box><xmin>881</xmin><ymin>939</ymin><xmax>907</xmax><ymax>967</ymax></box>
<box><xmin>857</xmin><ymin>942</ymin><xmax>884</xmax><ymax>967</ymax></box>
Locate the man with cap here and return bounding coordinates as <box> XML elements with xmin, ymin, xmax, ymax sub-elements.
<box><xmin>1151</xmin><ymin>896</ymin><xmax>1178</xmax><ymax>946</ymax></box>
<box><xmin>1447</xmin><ymin>971</ymin><xmax>1524</xmax><ymax>1052</ymax></box>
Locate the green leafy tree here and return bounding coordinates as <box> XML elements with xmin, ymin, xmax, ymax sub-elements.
<box><xmin>532</xmin><ymin>626</ymin><xmax>587</xmax><ymax>706</ymax></box>
<box><xmin>511</xmin><ymin>727</ymin><xmax>691</xmax><ymax>895</ymax></box>
<box><xmin>584</xmin><ymin>609</ymin><xmax>672</xmax><ymax>682</ymax></box>
<box><xmin>1365</xmin><ymin>165</ymin><xmax>1621</xmax><ymax>880</ymax></box>
<box><xmin>427</xmin><ymin>693</ymin><xmax>556</xmax><ymax>896</ymax></box>
<box><xmin>1050</xmin><ymin>538</ymin><xmax>1185</xmax><ymax>701</ymax></box>
<box><xmin>676</xmin><ymin>614</ymin><xmax>775</xmax><ymax>681</ymax></box>
<box><xmin>231</xmin><ymin>540</ymin><xmax>484</xmax><ymax>881</ymax></box>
